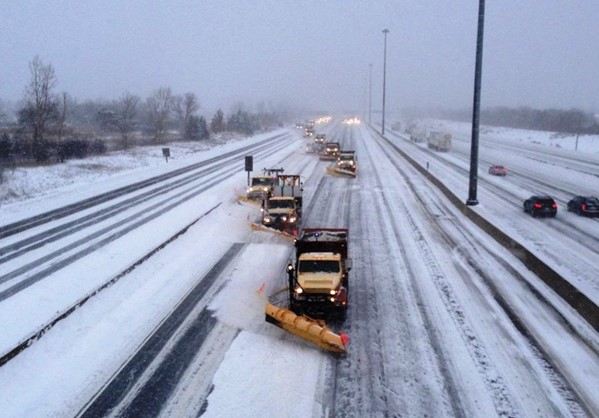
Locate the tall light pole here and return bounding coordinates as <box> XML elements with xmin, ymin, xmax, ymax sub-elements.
<box><xmin>369</xmin><ymin>63</ymin><xmax>373</xmax><ymax>125</ymax></box>
<box><xmin>382</xmin><ymin>29</ymin><xmax>389</xmax><ymax>136</ymax></box>
<box><xmin>466</xmin><ymin>0</ymin><xmax>485</xmax><ymax>206</ymax></box>
<box><xmin>362</xmin><ymin>76</ymin><xmax>367</xmax><ymax>122</ymax></box>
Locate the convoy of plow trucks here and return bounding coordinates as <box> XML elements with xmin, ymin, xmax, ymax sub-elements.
<box><xmin>240</xmin><ymin>124</ymin><xmax>357</xmax><ymax>354</ymax></box>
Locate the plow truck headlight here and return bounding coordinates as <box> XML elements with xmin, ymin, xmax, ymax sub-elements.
<box><xmin>289</xmin><ymin>216</ymin><xmax>297</xmax><ymax>223</ymax></box>
<box><xmin>263</xmin><ymin>217</ymin><xmax>271</xmax><ymax>223</ymax></box>
<box><xmin>281</xmin><ymin>216</ymin><xmax>287</xmax><ymax>221</ymax></box>
<box><xmin>294</xmin><ymin>286</ymin><xmax>305</xmax><ymax>300</ymax></box>
<box><xmin>329</xmin><ymin>289</ymin><xmax>337</xmax><ymax>295</ymax></box>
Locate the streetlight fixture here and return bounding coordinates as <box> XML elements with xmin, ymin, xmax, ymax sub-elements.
<box><xmin>382</xmin><ymin>29</ymin><xmax>389</xmax><ymax>136</ymax></box>
<box><xmin>466</xmin><ymin>0</ymin><xmax>485</xmax><ymax>206</ymax></box>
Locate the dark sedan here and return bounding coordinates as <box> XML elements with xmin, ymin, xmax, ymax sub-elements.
<box><xmin>567</xmin><ymin>196</ymin><xmax>599</xmax><ymax>217</ymax></box>
<box><xmin>523</xmin><ymin>195</ymin><xmax>557</xmax><ymax>218</ymax></box>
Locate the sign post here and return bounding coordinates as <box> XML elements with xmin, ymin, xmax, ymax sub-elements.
<box><xmin>162</xmin><ymin>148</ymin><xmax>171</xmax><ymax>163</ymax></box>
<box><xmin>245</xmin><ymin>155</ymin><xmax>253</xmax><ymax>186</ymax></box>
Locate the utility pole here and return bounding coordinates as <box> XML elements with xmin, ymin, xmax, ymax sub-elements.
<box><xmin>466</xmin><ymin>0</ymin><xmax>485</xmax><ymax>206</ymax></box>
<box><xmin>362</xmin><ymin>76</ymin><xmax>367</xmax><ymax>122</ymax></box>
<box><xmin>382</xmin><ymin>29</ymin><xmax>389</xmax><ymax>136</ymax></box>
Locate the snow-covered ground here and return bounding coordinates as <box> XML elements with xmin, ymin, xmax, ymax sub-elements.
<box><xmin>0</xmin><ymin>122</ymin><xmax>598</xmax><ymax>417</ymax></box>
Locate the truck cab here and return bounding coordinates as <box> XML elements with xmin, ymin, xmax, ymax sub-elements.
<box><xmin>262</xmin><ymin>196</ymin><xmax>300</xmax><ymax>234</ymax></box>
<box><xmin>246</xmin><ymin>168</ymin><xmax>283</xmax><ymax>200</ymax></box>
<box><xmin>336</xmin><ymin>151</ymin><xmax>356</xmax><ymax>172</ymax></box>
<box><xmin>321</xmin><ymin>142</ymin><xmax>340</xmax><ymax>160</ymax></box>
<box><xmin>288</xmin><ymin>228</ymin><xmax>350</xmax><ymax>320</ymax></box>
<box><xmin>261</xmin><ymin>174</ymin><xmax>303</xmax><ymax>235</ymax></box>
<box><xmin>246</xmin><ymin>175</ymin><xmax>275</xmax><ymax>200</ymax></box>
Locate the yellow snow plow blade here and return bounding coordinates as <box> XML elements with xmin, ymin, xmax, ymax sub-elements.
<box><xmin>250</xmin><ymin>223</ymin><xmax>296</xmax><ymax>240</ymax></box>
<box><xmin>265</xmin><ymin>303</ymin><xmax>349</xmax><ymax>354</ymax></box>
<box><xmin>326</xmin><ymin>166</ymin><xmax>357</xmax><ymax>177</ymax></box>
<box><xmin>237</xmin><ymin>195</ymin><xmax>262</xmax><ymax>205</ymax></box>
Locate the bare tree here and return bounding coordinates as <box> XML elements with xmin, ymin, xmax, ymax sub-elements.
<box><xmin>116</xmin><ymin>91</ymin><xmax>140</xmax><ymax>149</ymax></box>
<box><xmin>146</xmin><ymin>87</ymin><xmax>173</xmax><ymax>143</ymax></box>
<box><xmin>19</xmin><ymin>56</ymin><xmax>58</xmax><ymax>141</ymax></box>
<box><xmin>171</xmin><ymin>94</ymin><xmax>184</xmax><ymax>133</ymax></box>
<box><xmin>172</xmin><ymin>92</ymin><xmax>200</xmax><ymax>139</ymax></box>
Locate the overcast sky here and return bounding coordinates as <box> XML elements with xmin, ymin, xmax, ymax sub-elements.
<box><xmin>2</xmin><ymin>1</ymin><xmax>598</xmax><ymax>115</ymax></box>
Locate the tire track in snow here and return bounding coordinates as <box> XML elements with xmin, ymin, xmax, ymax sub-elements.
<box><xmin>358</xmin><ymin>128</ymin><xmax>464</xmax><ymax>417</ymax></box>
<box><xmin>413</xmin><ymin>185</ymin><xmax>591</xmax><ymax>416</ymax></box>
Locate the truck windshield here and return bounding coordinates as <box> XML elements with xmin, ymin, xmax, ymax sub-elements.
<box><xmin>268</xmin><ymin>200</ymin><xmax>295</xmax><ymax>209</ymax></box>
<box><xmin>252</xmin><ymin>178</ymin><xmax>272</xmax><ymax>186</ymax></box>
<box><xmin>298</xmin><ymin>260</ymin><xmax>340</xmax><ymax>273</ymax></box>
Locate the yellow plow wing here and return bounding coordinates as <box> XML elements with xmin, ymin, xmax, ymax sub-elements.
<box><xmin>237</xmin><ymin>195</ymin><xmax>262</xmax><ymax>205</ymax></box>
<box><xmin>326</xmin><ymin>166</ymin><xmax>357</xmax><ymax>177</ymax></box>
<box><xmin>265</xmin><ymin>303</ymin><xmax>348</xmax><ymax>354</ymax></box>
<box><xmin>250</xmin><ymin>223</ymin><xmax>296</xmax><ymax>241</ymax></box>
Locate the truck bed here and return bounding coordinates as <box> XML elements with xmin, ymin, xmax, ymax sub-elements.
<box><xmin>296</xmin><ymin>228</ymin><xmax>348</xmax><ymax>258</ymax></box>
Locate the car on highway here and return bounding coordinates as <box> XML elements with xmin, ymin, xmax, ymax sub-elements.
<box><xmin>567</xmin><ymin>196</ymin><xmax>599</xmax><ymax>217</ymax></box>
<box><xmin>488</xmin><ymin>165</ymin><xmax>508</xmax><ymax>176</ymax></box>
<box><xmin>523</xmin><ymin>195</ymin><xmax>557</xmax><ymax>218</ymax></box>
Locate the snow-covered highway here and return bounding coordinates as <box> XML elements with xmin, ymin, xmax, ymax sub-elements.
<box><xmin>0</xmin><ymin>122</ymin><xmax>598</xmax><ymax>417</ymax></box>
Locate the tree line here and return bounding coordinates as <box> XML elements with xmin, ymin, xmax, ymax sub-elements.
<box><xmin>0</xmin><ymin>56</ymin><xmax>287</xmax><ymax>167</ymax></box>
<box><xmin>437</xmin><ymin>106</ymin><xmax>599</xmax><ymax>135</ymax></box>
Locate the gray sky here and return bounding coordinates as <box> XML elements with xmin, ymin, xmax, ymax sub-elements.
<box><xmin>2</xmin><ymin>1</ymin><xmax>598</xmax><ymax>115</ymax></box>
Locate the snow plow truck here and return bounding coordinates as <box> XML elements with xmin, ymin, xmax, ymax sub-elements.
<box><xmin>245</xmin><ymin>168</ymin><xmax>283</xmax><ymax>200</ymax></box>
<box><xmin>327</xmin><ymin>150</ymin><xmax>357</xmax><ymax>177</ymax></box>
<box><xmin>287</xmin><ymin>228</ymin><xmax>351</xmax><ymax>321</ymax></box>
<box><xmin>320</xmin><ymin>142</ymin><xmax>340</xmax><ymax>161</ymax></box>
<box><xmin>255</xmin><ymin>174</ymin><xmax>303</xmax><ymax>237</ymax></box>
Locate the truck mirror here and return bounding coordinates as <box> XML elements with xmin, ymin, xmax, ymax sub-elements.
<box><xmin>287</xmin><ymin>263</ymin><xmax>294</xmax><ymax>272</ymax></box>
<box><xmin>346</xmin><ymin>258</ymin><xmax>352</xmax><ymax>271</ymax></box>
